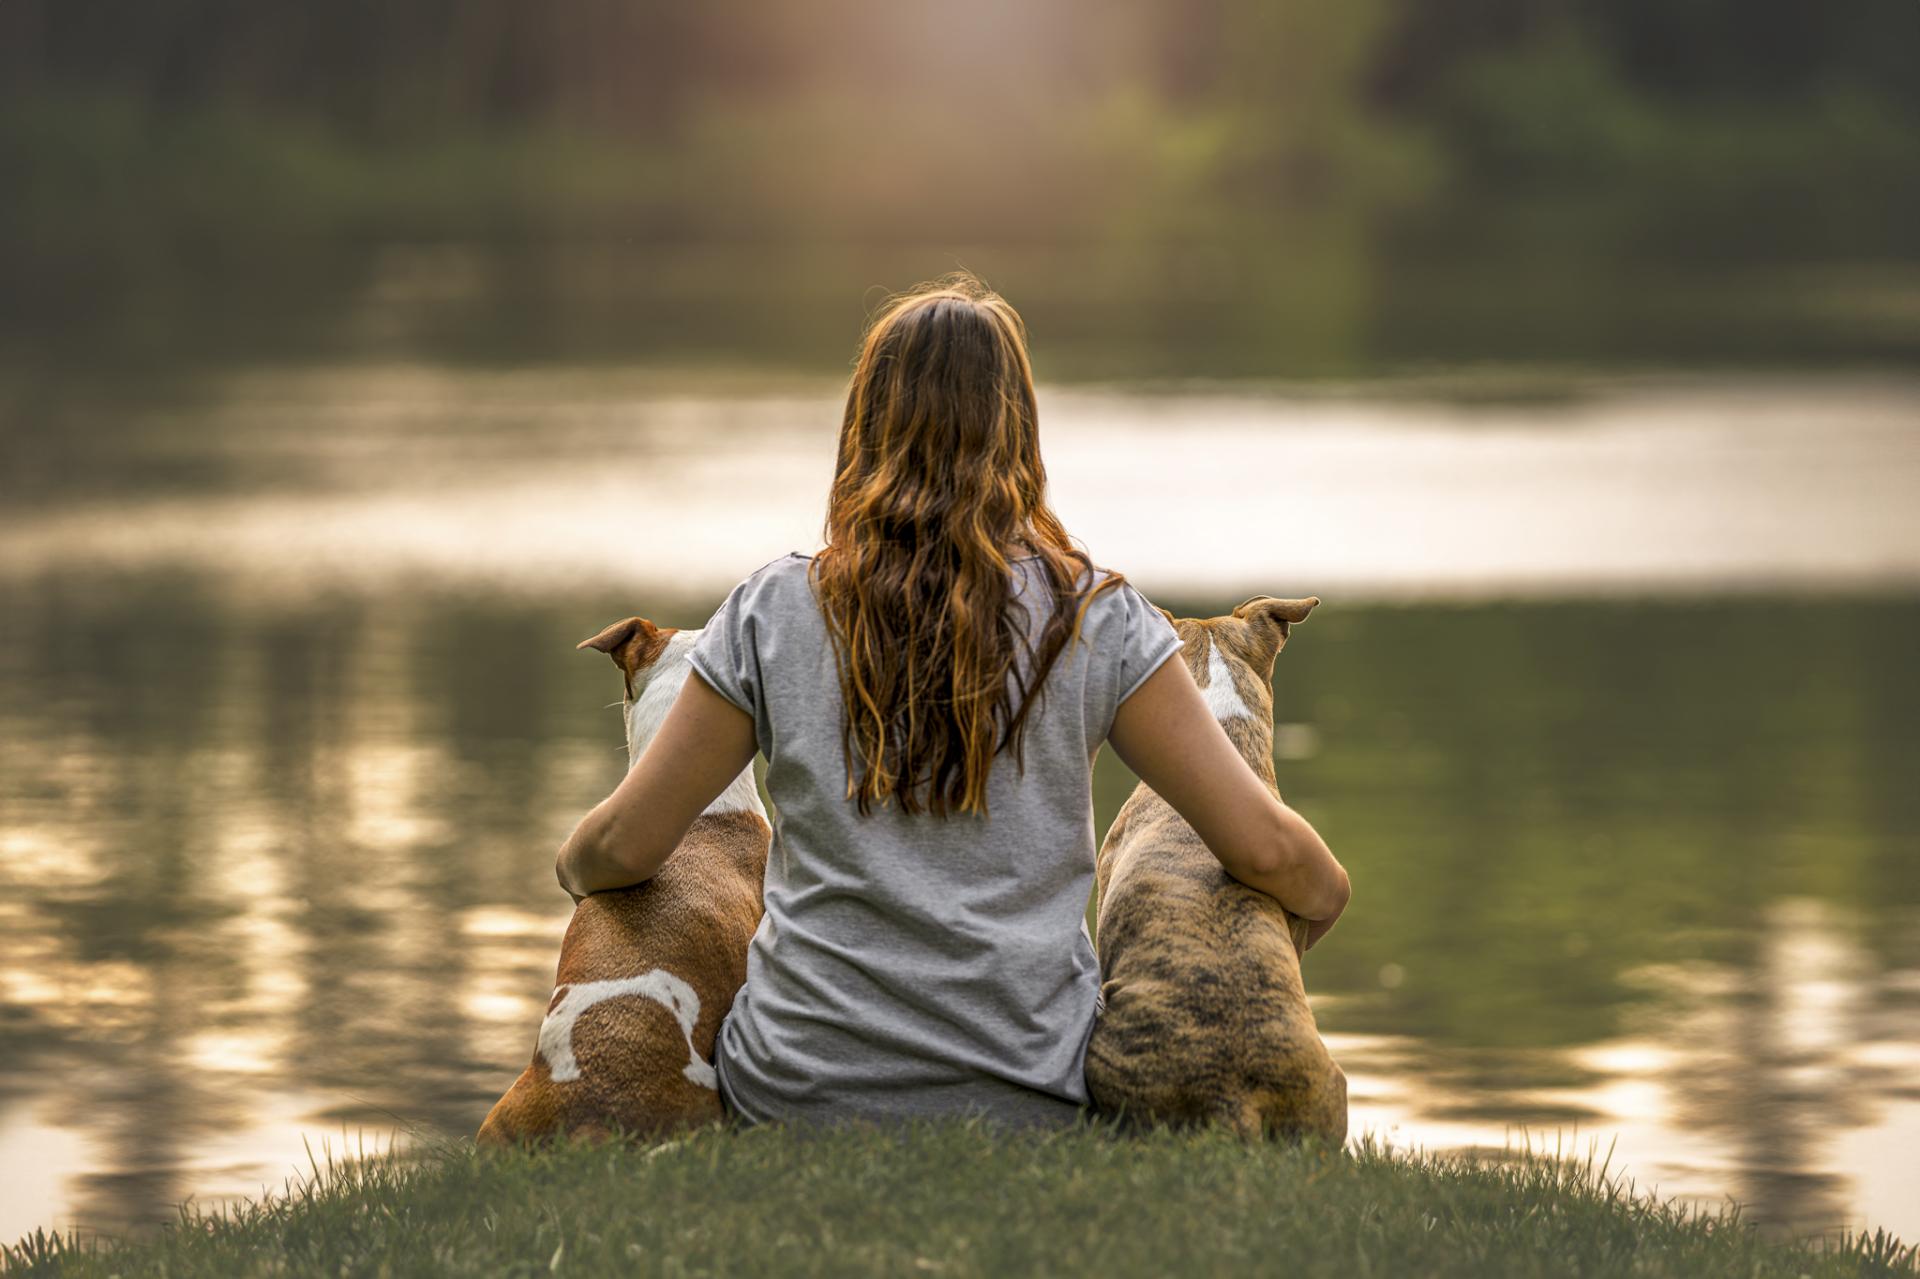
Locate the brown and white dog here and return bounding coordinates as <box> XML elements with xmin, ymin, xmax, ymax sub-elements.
<box><xmin>475</xmin><ymin>617</ymin><xmax>770</xmax><ymax>1145</ymax></box>
<box><xmin>1085</xmin><ymin>596</ymin><xmax>1347</xmax><ymax>1143</ymax></box>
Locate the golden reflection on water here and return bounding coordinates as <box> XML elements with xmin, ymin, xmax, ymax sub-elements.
<box><xmin>1337</xmin><ymin>899</ymin><xmax>1920</xmax><ymax>1238</ymax></box>
<box><xmin>0</xmin><ymin>588</ymin><xmax>579</xmax><ymax>1243</ymax></box>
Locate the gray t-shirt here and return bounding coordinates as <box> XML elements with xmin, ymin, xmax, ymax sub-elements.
<box><xmin>686</xmin><ymin>551</ymin><xmax>1183</xmax><ymax>1127</ymax></box>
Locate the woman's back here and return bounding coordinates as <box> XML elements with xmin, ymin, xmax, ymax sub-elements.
<box><xmin>550</xmin><ymin>272</ymin><xmax>1346</xmax><ymax>1131</ymax></box>
<box><xmin>688</xmin><ymin>551</ymin><xmax>1181</xmax><ymax>1125</ymax></box>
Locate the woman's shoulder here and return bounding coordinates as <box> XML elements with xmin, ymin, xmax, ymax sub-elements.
<box><xmin>1059</xmin><ymin>557</ymin><xmax>1157</xmax><ymax>609</ymax></box>
<box><xmin>1013</xmin><ymin>556</ymin><xmax>1165</xmax><ymax>637</ymax></box>
<box><xmin>715</xmin><ymin>552</ymin><xmax>816</xmax><ymax>614</ymax></box>
<box><xmin>1086</xmin><ymin>575</ymin><xmax>1165</xmax><ymax>631</ymax></box>
<box><xmin>732</xmin><ymin>551</ymin><xmax>813</xmax><ymax>586</ymax></box>
<box><xmin>750</xmin><ymin>550</ymin><xmax>814</xmax><ymax>578</ymax></box>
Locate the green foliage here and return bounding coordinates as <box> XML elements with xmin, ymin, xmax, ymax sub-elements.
<box><xmin>1429</xmin><ymin>29</ymin><xmax>1920</xmax><ymax>212</ymax></box>
<box><xmin>1435</xmin><ymin>35</ymin><xmax>1662</xmax><ymax>184</ymax></box>
<box><xmin>5</xmin><ymin>0</ymin><xmax>1918</xmax><ymax>375</ymax></box>
<box><xmin>5</xmin><ymin>1125</ymin><xmax>1914</xmax><ymax>1278</ymax></box>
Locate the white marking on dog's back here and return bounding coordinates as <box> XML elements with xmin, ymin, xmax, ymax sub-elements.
<box><xmin>625</xmin><ymin>630</ymin><xmax>766</xmax><ymax>819</ymax></box>
<box><xmin>537</xmin><ymin>969</ymin><xmax>718</xmax><ymax>1090</ymax></box>
<box><xmin>1200</xmin><ymin>633</ymin><xmax>1254</xmax><ymax>722</ymax></box>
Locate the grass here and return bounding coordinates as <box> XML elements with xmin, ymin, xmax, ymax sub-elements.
<box><xmin>6</xmin><ymin>1124</ymin><xmax>1915</xmax><ymax>1279</ymax></box>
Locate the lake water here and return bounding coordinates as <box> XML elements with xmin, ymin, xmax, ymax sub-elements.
<box><xmin>2</xmin><ymin>367</ymin><xmax>1917</xmax><ymax>1247</ymax></box>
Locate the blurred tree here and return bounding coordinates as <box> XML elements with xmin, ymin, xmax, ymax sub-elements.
<box><xmin>0</xmin><ymin>0</ymin><xmax>1914</xmax><ymax>376</ymax></box>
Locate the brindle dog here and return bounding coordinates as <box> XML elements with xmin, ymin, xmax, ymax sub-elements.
<box><xmin>1085</xmin><ymin>596</ymin><xmax>1346</xmax><ymax>1142</ymax></box>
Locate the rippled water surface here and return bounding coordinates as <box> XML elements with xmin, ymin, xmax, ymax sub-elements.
<box><xmin>2</xmin><ymin>368</ymin><xmax>1917</xmax><ymax>1246</ymax></box>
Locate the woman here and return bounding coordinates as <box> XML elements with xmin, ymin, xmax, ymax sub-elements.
<box><xmin>555</xmin><ymin>273</ymin><xmax>1349</xmax><ymax>1127</ymax></box>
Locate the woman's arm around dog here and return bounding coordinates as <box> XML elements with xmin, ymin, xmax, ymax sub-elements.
<box><xmin>1107</xmin><ymin>656</ymin><xmax>1351</xmax><ymax>950</ymax></box>
<box><xmin>555</xmin><ymin>671</ymin><xmax>757</xmax><ymax>900</ymax></box>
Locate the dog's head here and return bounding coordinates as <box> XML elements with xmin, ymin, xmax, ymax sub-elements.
<box><xmin>578</xmin><ymin>616</ymin><xmax>681</xmax><ymax>702</ymax></box>
<box><xmin>578</xmin><ymin>615</ymin><xmax>707</xmax><ymax>765</ymax></box>
<box><xmin>1165</xmin><ymin>596</ymin><xmax>1319</xmax><ymax>724</ymax></box>
<box><xmin>1229</xmin><ymin>596</ymin><xmax>1318</xmax><ymax>670</ymax></box>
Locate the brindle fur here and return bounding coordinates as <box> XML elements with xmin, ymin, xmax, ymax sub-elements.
<box><xmin>1085</xmin><ymin>597</ymin><xmax>1346</xmax><ymax>1142</ymax></box>
<box><xmin>476</xmin><ymin>620</ymin><xmax>770</xmax><ymax>1145</ymax></box>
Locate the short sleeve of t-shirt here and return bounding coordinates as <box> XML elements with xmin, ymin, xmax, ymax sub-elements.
<box><xmin>1069</xmin><ymin>575</ymin><xmax>1185</xmax><ymax>750</ymax></box>
<box><xmin>685</xmin><ymin>556</ymin><xmax>790</xmax><ymax>751</ymax></box>
<box><xmin>1110</xmin><ymin>581</ymin><xmax>1184</xmax><ymax>706</ymax></box>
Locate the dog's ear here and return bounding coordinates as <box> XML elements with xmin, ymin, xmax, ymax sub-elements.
<box><xmin>578</xmin><ymin>616</ymin><xmax>654</xmax><ymax>658</ymax></box>
<box><xmin>578</xmin><ymin>617</ymin><xmax>661</xmax><ymax>699</ymax></box>
<box><xmin>1233</xmin><ymin>596</ymin><xmax>1319</xmax><ymax>662</ymax></box>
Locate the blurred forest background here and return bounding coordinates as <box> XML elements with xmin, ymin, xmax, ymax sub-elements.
<box><xmin>4</xmin><ymin>0</ymin><xmax>1918</xmax><ymax>389</ymax></box>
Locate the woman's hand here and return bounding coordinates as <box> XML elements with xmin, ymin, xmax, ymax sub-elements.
<box><xmin>1299</xmin><ymin>866</ymin><xmax>1349</xmax><ymax>952</ymax></box>
<box><xmin>555</xmin><ymin>845</ymin><xmax>587</xmax><ymax>905</ymax></box>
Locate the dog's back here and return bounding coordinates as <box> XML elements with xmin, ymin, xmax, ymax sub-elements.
<box><xmin>477</xmin><ymin>618</ymin><xmax>769</xmax><ymax>1145</ymax></box>
<box><xmin>1085</xmin><ymin>598</ymin><xmax>1346</xmax><ymax>1142</ymax></box>
<box><xmin>478</xmin><ymin>812</ymin><xmax>766</xmax><ymax>1142</ymax></box>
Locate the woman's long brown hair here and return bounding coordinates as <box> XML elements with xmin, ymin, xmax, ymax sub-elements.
<box><xmin>809</xmin><ymin>272</ymin><xmax>1124</xmax><ymax>818</ymax></box>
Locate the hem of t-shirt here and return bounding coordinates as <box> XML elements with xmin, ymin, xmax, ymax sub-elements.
<box><xmin>1116</xmin><ymin>635</ymin><xmax>1186</xmax><ymax>706</ymax></box>
<box><xmin>712</xmin><ymin>1026</ymin><xmax>759</xmax><ymax>1125</ymax></box>
<box><xmin>714</xmin><ymin>1068</ymin><xmax>1084</xmax><ymax>1130</ymax></box>
<box><xmin>685</xmin><ymin>647</ymin><xmax>755</xmax><ymax>718</ymax></box>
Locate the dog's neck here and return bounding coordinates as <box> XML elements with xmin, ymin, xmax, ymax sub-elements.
<box><xmin>625</xmin><ymin>631</ymin><xmax>767</xmax><ymax>819</ymax></box>
<box><xmin>1196</xmin><ymin>631</ymin><xmax>1280</xmax><ymax>793</ymax></box>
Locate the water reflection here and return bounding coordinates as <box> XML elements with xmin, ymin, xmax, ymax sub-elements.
<box><xmin>3</xmin><ymin>569</ymin><xmax>1915</xmax><ymax>1245</ymax></box>
<box><xmin>4</xmin><ymin>369</ymin><xmax>1919</xmax><ymax>602</ymax></box>
<box><xmin>0</xmin><ymin>579</ymin><xmax>594</xmax><ymax>1238</ymax></box>
<box><xmin>1338</xmin><ymin>901</ymin><xmax>1920</xmax><ymax>1239</ymax></box>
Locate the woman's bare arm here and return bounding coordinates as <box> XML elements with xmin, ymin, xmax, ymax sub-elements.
<box><xmin>1106</xmin><ymin>654</ymin><xmax>1350</xmax><ymax>948</ymax></box>
<box><xmin>555</xmin><ymin>671</ymin><xmax>758</xmax><ymax>900</ymax></box>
